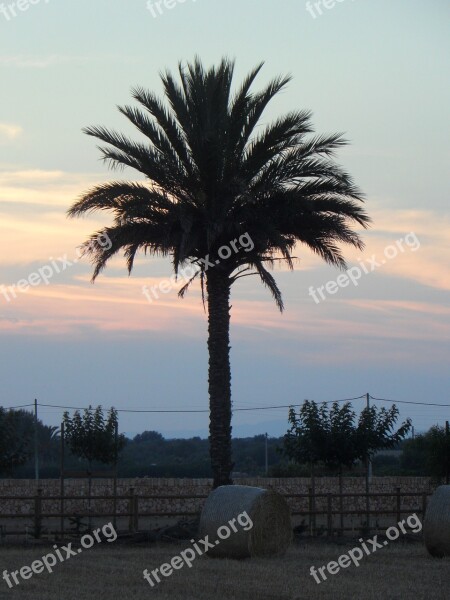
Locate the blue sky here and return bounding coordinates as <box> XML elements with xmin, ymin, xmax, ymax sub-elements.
<box><xmin>0</xmin><ymin>0</ymin><xmax>449</xmax><ymax>438</ymax></box>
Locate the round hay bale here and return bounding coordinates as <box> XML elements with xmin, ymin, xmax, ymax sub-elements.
<box><xmin>424</xmin><ymin>485</ymin><xmax>450</xmax><ymax>558</ymax></box>
<box><xmin>198</xmin><ymin>485</ymin><xmax>292</xmax><ymax>559</ymax></box>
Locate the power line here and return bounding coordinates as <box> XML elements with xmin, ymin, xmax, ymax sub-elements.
<box><xmin>35</xmin><ymin>397</ymin><xmax>365</xmax><ymax>413</ymax></box>
<box><xmin>2</xmin><ymin>397</ymin><xmax>365</xmax><ymax>414</ymax></box>
<box><xmin>1</xmin><ymin>394</ymin><xmax>449</xmax><ymax>414</ymax></box>
<box><xmin>40</xmin><ymin>403</ymin><xmax>208</xmax><ymax>413</ymax></box>
<box><xmin>369</xmin><ymin>395</ymin><xmax>450</xmax><ymax>408</ymax></box>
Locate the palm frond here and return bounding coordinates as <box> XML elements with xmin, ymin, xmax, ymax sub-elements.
<box><xmin>252</xmin><ymin>259</ymin><xmax>284</xmax><ymax>312</ymax></box>
<box><xmin>67</xmin><ymin>181</ymin><xmax>172</xmax><ymax>219</ymax></box>
<box><xmin>68</xmin><ymin>57</ymin><xmax>370</xmax><ymax>312</ymax></box>
<box><xmin>81</xmin><ymin>222</ymin><xmax>172</xmax><ymax>280</ymax></box>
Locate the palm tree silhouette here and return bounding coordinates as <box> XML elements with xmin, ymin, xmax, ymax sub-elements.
<box><xmin>68</xmin><ymin>58</ymin><xmax>370</xmax><ymax>488</ymax></box>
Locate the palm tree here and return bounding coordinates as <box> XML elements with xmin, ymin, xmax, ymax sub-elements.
<box><xmin>68</xmin><ymin>58</ymin><xmax>370</xmax><ymax>488</ymax></box>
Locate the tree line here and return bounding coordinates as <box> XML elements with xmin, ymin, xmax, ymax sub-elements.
<box><xmin>0</xmin><ymin>403</ymin><xmax>448</xmax><ymax>481</ymax></box>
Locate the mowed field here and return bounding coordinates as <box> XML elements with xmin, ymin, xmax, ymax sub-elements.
<box><xmin>0</xmin><ymin>540</ymin><xmax>448</xmax><ymax>600</ymax></box>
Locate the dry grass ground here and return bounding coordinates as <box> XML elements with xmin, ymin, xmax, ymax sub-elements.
<box><xmin>0</xmin><ymin>540</ymin><xmax>448</xmax><ymax>600</ymax></box>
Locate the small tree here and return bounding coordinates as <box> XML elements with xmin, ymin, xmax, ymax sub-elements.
<box><xmin>282</xmin><ymin>401</ymin><xmax>359</xmax><ymax>480</ymax></box>
<box><xmin>63</xmin><ymin>406</ymin><xmax>126</xmax><ymax>520</ymax></box>
<box><xmin>355</xmin><ymin>404</ymin><xmax>411</xmax><ymax>530</ymax></box>
<box><xmin>355</xmin><ymin>405</ymin><xmax>411</xmax><ymax>467</ymax></box>
<box><xmin>283</xmin><ymin>401</ymin><xmax>328</xmax><ymax>488</ymax></box>
<box><xmin>325</xmin><ymin>402</ymin><xmax>358</xmax><ymax>475</ymax></box>
<box><xmin>282</xmin><ymin>400</ymin><xmax>411</xmax><ymax>534</ymax></box>
<box><xmin>324</xmin><ymin>402</ymin><xmax>358</xmax><ymax>532</ymax></box>
<box><xmin>63</xmin><ymin>406</ymin><xmax>126</xmax><ymax>466</ymax></box>
<box><xmin>0</xmin><ymin>408</ymin><xmax>34</xmax><ymax>476</ymax></box>
<box><xmin>282</xmin><ymin>399</ymin><xmax>329</xmax><ymax>533</ymax></box>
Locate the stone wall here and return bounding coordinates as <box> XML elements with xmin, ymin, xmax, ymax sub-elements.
<box><xmin>0</xmin><ymin>477</ymin><xmax>436</xmax><ymax>519</ymax></box>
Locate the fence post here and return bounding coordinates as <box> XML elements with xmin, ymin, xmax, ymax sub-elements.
<box><xmin>133</xmin><ymin>495</ymin><xmax>139</xmax><ymax>532</ymax></box>
<box><xmin>396</xmin><ymin>487</ymin><xmax>401</xmax><ymax>524</ymax></box>
<box><xmin>34</xmin><ymin>488</ymin><xmax>42</xmax><ymax>539</ymax></box>
<box><xmin>308</xmin><ymin>487</ymin><xmax>314</xmax><ymax>536</ymax></box>
<box><xmin>128</xmin><ymin>487</ymin><xmax>135</xmax><ymax>533</ymax></box>
<box><xmin>327</xmin><ymin>493</ymin><xmax>333</xmax><ymax>537</ymax></box>
<box><xmin>113</xmin><ymin>475</ymin><xmax>118</xmax><ymax>531</ymax></box>
<box><xmin>422</xmin><ymin>493</ymin><xmax>427</xmax><ymax>520</ymax></box>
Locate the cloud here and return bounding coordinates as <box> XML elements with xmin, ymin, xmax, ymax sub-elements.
<box><xmin>0</xmin><ymin>55</ymin><xmax>139</xmax><ymax>69</ymax></box>
<box><xmin>1</xmin><ymin>274</ymin><xmax>448</xmax><ymax>371</ymax></box>
<box><xmin>0</xmin><ymin>168</ymin><xmax>146</xmax><ymax>208</ymax></box>
<box><xmin>0</xmin><ymin>169</ymin><xmax>64</xmax><ymax>183</ymax></box>
<box><xmin>295</xmin><ymin>204</ymin><xmax>450</xmax><ymax>293</ymax></box>
<box><xmin>0</xmin><ymin>168</ymin><xmax>449</xmax><ymax>365</ymax></box>
<box><xmin>0</xmin><ymin>55</ymin><xmax>93</xmax><ymax>68</ymax></box>
<box><xmin>0</xmin><ymin>279</ymin><xmax>205</xmax><ymax>337</ymax></box>
<box><xmin>362</xmin><ymin>208</ymin><xmax>450</xmax><ymax>292</ymax></box>
<box><xmin>0</xmin><ymin>169</ymin><xmax>118</xmax><ymax>265</ymax></box>
<box><xmin>0</xmin><ymin>123</ymin><xmax>22</xmax><ymax>140</ymax></box>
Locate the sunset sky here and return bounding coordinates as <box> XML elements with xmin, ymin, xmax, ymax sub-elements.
<box><xmin>0</xmin><ymin>0</ymin><xmax>449</xmax><ymax>438</ymax></box>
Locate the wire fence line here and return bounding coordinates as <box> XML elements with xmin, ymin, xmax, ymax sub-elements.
<box><xmin>0</xmin><ymin>487</ymin><xmax>432</xmax><ymax>542</ymax></box>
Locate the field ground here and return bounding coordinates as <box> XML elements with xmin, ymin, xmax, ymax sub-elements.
<box><xmin>0</xmin><ymin>539</ymin><xmax>448</xmax><ymax>599</ymax></box>
<box><xmin>0</xmin><ymin>513</ymin><xmax>423</xmax><ymax>539</ymax></box>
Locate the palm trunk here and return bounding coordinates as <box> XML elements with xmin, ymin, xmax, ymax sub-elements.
<box><xmin>207</xmin><ymin>268</ymin><xmax>233</xmax><ymax>488</ymax></box>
